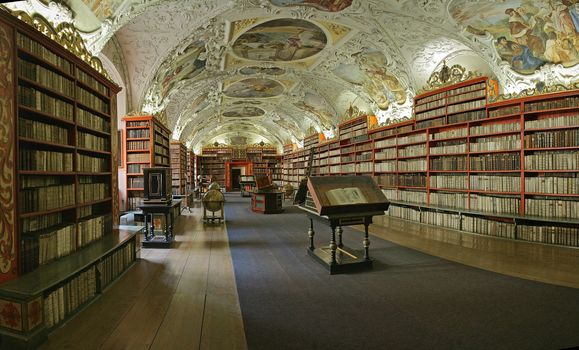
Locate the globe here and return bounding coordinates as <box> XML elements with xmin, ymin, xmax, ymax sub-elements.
<box><xmin>202</xmin><ymin>189</ymin><xmax>225</xmax><ymax>212</ymax></box>
<box><xmin>283</xmin><ymin>183</ymin><xmax>294</xmax><ymax>197</ymax></box>
<box><xmin>208</xmin><ymin>182</ymin><xmax>221</xmax><ymax>191</ymax></box>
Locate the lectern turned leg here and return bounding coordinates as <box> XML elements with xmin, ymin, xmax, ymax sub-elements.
<box><xmin>337</xmin><ymin>226</ymin><xmax>343</xmax><ymax>248</ymax></box>
<box><xmin>330</xmin><ymin>225</ymin><xmax>337</xmax><ymax>266</ymax></box>
<box><xmin>363</xmin><ymin>223</ymin><xmax>371</xmax><ymax>261</ymax></box>
<box><xmin>308</xmin><ymin>218</ymin><xmax>315</xmax><ymax>250</ymax></box>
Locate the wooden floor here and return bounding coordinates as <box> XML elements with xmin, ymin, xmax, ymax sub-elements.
<box><xmin>40</xmin><ymin>200</ymin><xmax>579</xmax><ymax>349</ymax></box>
<box><xmin>40</xmin><ymin>204</ymin><xmax>247</xmax><ymax>350</ymax></box>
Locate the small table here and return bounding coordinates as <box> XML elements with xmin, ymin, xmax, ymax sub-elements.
<box><xmin>138</xmin><ymin>199</ymin><xmax>182</xmax><ymax>248</ymax></box>
<box><xmin>251</xmin><ymin>191</ymin><xmax>283</xmax><ymax>214</ymax></box>
<box><xmin>239</xmin><ymin>180</ymin><xmax>256</xmax><ymax>197</ymax></box>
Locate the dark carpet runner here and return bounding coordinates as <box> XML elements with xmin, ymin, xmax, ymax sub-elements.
<box><xmin>223</xmin><ymin>194</ymin><xmax>579</xmax><ymax>350</ymax></box>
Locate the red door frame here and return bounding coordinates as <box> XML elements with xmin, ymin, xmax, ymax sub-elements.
<box><xmin>225</xmin><ymin>161</ymin><xmax>252</xmax><ymax>191</ymax></box>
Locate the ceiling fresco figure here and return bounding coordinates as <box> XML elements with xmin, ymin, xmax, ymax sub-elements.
<box><xmin>232</xmin><ymin>19</ymin><xmax>327</xmax><ymax>62</ymax></box>
<box><xmin>451</xmin><ymin>0</ymin><xmax>579</xmax><ymax>74</ymax></box>
<box><xmin>153</xmin><ymin>41</ymin><xmax>206</xmax><ymax>100</ymax></box>
<box><xmin>224</xmin><ymin>78</ymin><xmax>284</xmax><ymax>98</ymax></box>
<box><xmin>268</xmin><ymin>0</ymin><xmax>353</xmax><ymax>12</ymax></box>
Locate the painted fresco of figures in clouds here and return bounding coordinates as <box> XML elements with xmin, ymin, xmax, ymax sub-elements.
<box><xmin>268</xmin><ymin>0</ymin><xmax>353</xmax><ymax>12</ymax></box>
<box><xmin>155</xmin><ymin>41</ymin><xmax>206</xmax><ymax>99</ymax></box>
<box><xmin>232</xmin><ymin>19</ymin><xmax>327</xmax><ymax>62</ymax></box>
<box><xmin>295</xmin><ymin>92</ymin><xmax>336</xmax><ymax>128</ymax></box>
<box><xmin>224</xmin><ymin>78</ymin><xmax>284</xmax><ymax>98</ymax></box>
<box><xmin>222</xmin><ymin>106</ymin><xmax>266</xmax><ymax>118</ymax></box>
<box><xmin>450</xmin><ymin>0</ymin><xmax>579</xmax><ymax>74</ymax></box>
<box><xmin>81</xmin><ymin>0</ymin><xmax>123</xmax><ymax>21</ymax></box>
<box><xmin>333</xmin><ymin>49</ymin><xmax>407</xmax><ymax>110</ymax></box>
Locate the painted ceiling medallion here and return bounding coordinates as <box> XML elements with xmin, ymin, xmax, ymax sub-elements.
<box><xmin>223</xmin><ymin>106</ymin><xmax>266</xmax><ymax>118</ymax></box>
<box><xmin>240</xmin><ymin>66</ymin><xmax>285</xmax><ymax>75</ymax></box>
<box><xmin>224</xmin><ymin>78</ymin><xmax>284</xmax><ymax>98</ymax></box>
<box><xmin>232</xmin><ymin>19</ymin><xmax>327</xmax><ymax>62</ymax></box>
<box><xmin>268</xmin><ymin>0</ymin><xmax>353</xmax><ymax>12</ymax></box>
<box><xmin>450</xmin><ymin>0</ymin><xmax>579</xmax><ymax>74</ymax></box>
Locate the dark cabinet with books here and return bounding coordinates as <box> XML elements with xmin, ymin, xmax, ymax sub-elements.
<box><xmin>0</xmin><ymin>9</ymin><xmax>139</xmax><ymax>349</ymax></box>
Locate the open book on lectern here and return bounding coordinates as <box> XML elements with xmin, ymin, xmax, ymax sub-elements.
<box><xmin>304</xmin><ymin>175</ymin><xmax>389</xmax><ymax>216</ymax></box>
<box><xmin>325</xmin><ymin>187</ymin><xmax>368</xmax><ymax>205</ymax></box>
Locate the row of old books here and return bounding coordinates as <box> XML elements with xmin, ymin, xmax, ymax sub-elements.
<box><xmin>489</xmin><ymin>104</ymin><xmax>521</xmax><ymax>118</ymax></box>
<box><xmin>44</xmin><ymin>267</ymin><xmax>97</xmax><ymax>328</ymax></box>
<box><xmin>154</xmin><ymin>144</ymin><xmax>169</xmax><ymax>156</ymax></box>
<box><xmin>447</xmin><ymin>88</ymin><xmax>486</xmax><ymax>105</ymax></box>
<box><xmin>126</xmin><ymin>120</ymin><xmax>149</xmax><ymax>127</ymax></box>
<box><xmin>447</xmin><ymin>109</ymin><xmax>486</xmax><ymax>125</ymax></box>
<box><xmin>77</xmin><ymin>153</ymin><xmax>110</xmax><ymax>172</ymax></box>
<box><xmin>18</xmin><ymin>59</ymin><xmax>75</xmax><ymax>97</ymax></box>
<box><xmin>375</xmin><ymin>148</ymin><xmax>397</xmax><ymax>159</ymax></box>
<box><xmin>77</xmin><ymin>181</ymin><xmax>110</xmax><ymax>203</ymax></box>
<box><xmin>19</xmin><ymin>117</ymin><xmax>70</xmax><ymax>145</ymax></box>
<box><xmin>430</xmin><ymin>156</ymin><xmax>466</xmax><ymax>171</ymax></box>
<box><xmin>99</xmin><ymin>241</ymin><xmax>135</xmax><ymax>289</ymax></box>
<box><xmin>430</xmin><ymin>141</ymin><xmax>467</xmax><ymax>155</ymax></box>
<box><xmin>17</xmin><ymin>32</ymin><xmax>73</xmax><ymax>73</ymax></box>
<box><xmin>77</xmin><ymin>131</ymin><xmax>110</xmax><ymax>152</ymax></box>
<box><xmin>127</xmin><ymin>140</ymin><xmax>150</xmax><ymax>150</ymax></box>
<box><xmin>524</xmin><ymin>129</ymin><xmax>579</xmax><ymax>148</ymax></box>
<box><xmin>20</xmin><ymin>148</ymin><xmax>73</xmax><ymax>172</ymax></box>
<box><xmin>21</xmin><ymin>223</ymin><xmax>75</xmax><ymax>273</ymax></box>
<box><xmin>399</xmin><ymin>144</ymin><xmax>427</xmax><ymax>157</ymax></box>
<box><xmin>525</xmin><ymin>175</ymin><xmax>579</xmax><ymax>194</ymax></box>
<box><xmin>430</xmin><ymin>192</ymin><xmax>469</xmax><ymax>209</ymax></box>
<box><xmin>127</xmin><ymin>164</ymin><xmax>146</xmax><ymax>174</ymax></box>
<box><xmin>526</xmin><ymin>198</ymin><xmax>579</xmax><ymax>218</ymax></box>
<box><xmin>76</xmin><ymin>68</ymin><xmax>108</xmax><ymax>96</ymax></box>
<box><xmin>518</xmin><ymin>225</ymin><xmax>579</xmax><ymax>246</ymax></box>
<box><xmin>398</xmin><ymin>190</ymin><xmax>427</xmax><ymax>204</ymax></box>
<box><xmin>430</xmin><ymin>174</ymin><xmax>468</xmax><ymax>189</ymax></box>
<box><xmin>398</xmin><ymin>159</ymin><xmax>427</xmax><ymax>171</ymax></box>
<box><xmin>463</xmin><ymin>216</ymin><xmax>515</xmax><ymax>239</ymax></box>
<box><xmin>78</xmin><ymin>108</ymin><xmax>111</xmax><ymax>133</ymax></box>
<box><xmin>422</xmin><ymin>210</ymin><xmax>461</xmax><ymax>230</ymax></box>
<box><xmin>430</xmin><ymin>127</ymin><xmax>468</xmax><ymax>140</ymax></box>
<box><xmin>19</xmin><ymin>183</ymin><xmax>75</xmax><ymax>213</ymax></box>
<box><xmin>525</xmin><ymin>96</ymin><xmax>579</xmax><ymax>112</ymax></box>
<box><xmin>525</xmin><ymin>112</ymin><xmax>579</xmax><ymax>129</ymax></box>
<box><xmin>470</xmin><ymin>194</ymin><xmax>520</xmax><ymax>214</ymax></box>
<box><xmin>77</xmin><ymin>86</ymin><xmax>108</xmax><ymax>114</ymax></box>
<box><xmin>470</xmin><ymin>153</ymin><xmax>520</xmax><ymax>170</ymax></box>
<box><xmin>525</xmin><ymin>151</ymin><xmax>578</xmax><ymax>170</ymax></box>
<box><xmin>470</xmin><ymin>121</ymin><xmax>520</xmax><ymax>136</ymax></box>
<box><xmin>470</xmin><ymin>134</ymin><xmax>520</xmax><ymax>152</ymax></box>
<box><xmin>126</xmin><ymin>128</ymin><xmax>150</xmax><ymax>138</ymax></box>
<box><xmin>471</xmin><ymin>174</ymin><xmax>521</xmax><ymax>192</ymax></box>
<box><xmin>127</xmin><ymin>153</ymin><xmax>149</xmax><ymax>163</ymax></box>
<box><xmin>398</xmin><ymin>133</ymin><xmax>427</xmax><ymax>145</ymax></box>
<box><xmin>127</xmin><ymin>194</ymin><xmax>144</xmax><ymax>211</ymax></box>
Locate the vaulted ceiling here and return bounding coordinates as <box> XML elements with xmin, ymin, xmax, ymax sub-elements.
<box><xmin>8</xmin><ymin>0</ymin><xmax>579</xmax><ymax>151</ymax></box>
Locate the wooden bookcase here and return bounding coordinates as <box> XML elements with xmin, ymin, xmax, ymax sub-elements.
<box><xmin>0</xmin><ymin>10</ymin><xmax>140</xmax><ymax>348</ymax></box>
<box><xmin>199</xmin><ymin>147</ymin><xmax>232</xmax><ymax>188</ymax></box>
<box><xmin>170</xmin><ymin>141</ymin><xmax>187</xmax><ymax>196</ymax></box>
<box><xmin>283</xmin><ymin>78</ymin><xmax>579</xmax><ymax>248</ymax></box>
<box><xmin>122</xmin><ymin>115</ymin><xmax>171</xmax><ymax>211</ymax></box>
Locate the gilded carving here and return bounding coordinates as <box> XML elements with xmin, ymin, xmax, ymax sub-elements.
<box><xmin>0</xmin><ymin>21</ymin><xmax>16</xmax><ymax>282</ymax></box>
<box><xmin>231</xmin><ymin>18</ymin><xmax>259</xmax><ymax>39</ymax></box>
<box><xmin>491</xmin><ymin>81</ymin><xmax>579</xmax><ymax>103</ymax></box>
<box><xmin>9</xmin><ymin>9</ymin><xmax>113</xmax><ymax>81</ymax></box>
<box><xmin>419</xmin><ymin>61</ymin><xmax>480</xmax><ymax>93</ymax></box>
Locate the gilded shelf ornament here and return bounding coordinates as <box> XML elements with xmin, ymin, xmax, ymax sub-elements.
<box><xmin>7</xmin><ymin>9</ymin><xmax>114</xmax><ymax>82</ymax></box>
<box><xmin>419</xmin><ymin>61</ymin><xmax>480</xmax><ymax>94</ymax></box>
<box><xmin>491</xmin><ymin>81</ymin><xmax>579</xmax><ymax>103</ymax></box>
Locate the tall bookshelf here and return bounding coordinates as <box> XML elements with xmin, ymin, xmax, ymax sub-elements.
<box><xmin>170</xmin><ymin>141</ymin><xmax>187</xmax><ymax>196</ymax></box>
<box><xmin>122</xmin><ymin>115</ymin><xmax>171</xmax><ymax>211</ymax></box>
<box><xmin>199</xmin><ymin>146</ymin><xmax>232</xmax><ymax>188</ymax></box>
<box><xmin>0</xmin><ymin>9</ymin><xmax>139</xmax><ymax>348</ymax></box>
<box><xmin>283</xmin><ymin>78</ymin><xmax>579</xmax><ymax>248</ymax></box>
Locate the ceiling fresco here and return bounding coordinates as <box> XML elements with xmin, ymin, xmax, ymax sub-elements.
<box><xmin>223</xmin><ymin>78</ymin><xmax>285</xmax><ymax>98</ymax></box>
<box><xmin>13</xmin><ymin>0</ymin><xmax>579</xmax><ymax>151</ymax></box>
<box><xmin>232</xmin><ymin>19</ymin><xmax>327</xmax><ymax>62</ymax></box>
<box><xmin>268</xmin><ymin>0</ymin><xmax>353</xmax><ymax>12</ymax></box>
<box><xmin>222</xmin><ymin>106</ymin><xmax>266</xmax><ymax>118</ymax></box>
<box><xmin>333</xmin><ymin>49</ymin><xmax>407</xmax><ymax>110</ymax></box>
<box><xmin>450</xmin><ymin>0</ymin><xmax>579</xmax><ymax>74</ymax></box>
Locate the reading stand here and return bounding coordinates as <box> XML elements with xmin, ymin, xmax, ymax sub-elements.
<box><xmin>298</xmin><ymin>176</ymin><xmax>389</xmax><ymax>274</ymax></box>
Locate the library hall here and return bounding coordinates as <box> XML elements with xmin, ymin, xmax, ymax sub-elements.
<box><xmin>2</xmin><ymin>0</ymin><xmax>579</xmax><ymax>349</ymax></box>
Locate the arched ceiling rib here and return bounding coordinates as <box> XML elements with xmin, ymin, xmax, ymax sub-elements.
<box><xmin>19</xmin><ymin>0</ymin><xmax>577</xmax><ymax>150</ymax></box>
